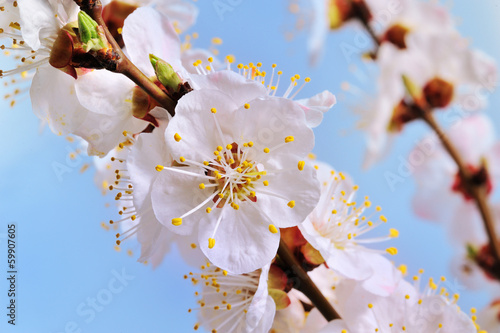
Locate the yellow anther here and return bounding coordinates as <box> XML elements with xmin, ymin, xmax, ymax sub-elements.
<box><xmin>214</xmin><ymin>151</ymin><xmax>219</xmax><ymax>156</ymax></box>
<box><xmin>277</xmin><ymin>71</ymin><xmax>282</xmax><ymax>75</ymax></box>
<box><xmin>248</xmin><ymin>141</ymin><xmax>254</xmax><ymax>147</ymax></box>
<box><xmin>217</xmin><ymin>146</ymin><xmax>223</xmax><ymax>151</ymax></box>
<box><xmin>389</xmin><ymin>228</ymin><xmax>399</xmax><ymax>238</ymax></box>
<box><xmin>174</xmin><ymin>133</ymin><xmax>182</xmax><ymax>142</ymax></box>
<box><xmin>376</xmin><ymin>206</ymin><xmax>382</xmax><ymax>211</ymax></box>
<box><xmin>155</xmin><ymin>165</ymin><xmax>164</xmax><ymax>172</ymax></box>
<box><xmin>244</xmin><ymin>103</ymin><xmax>250</xmax><ymax>109</ymax></box>
<box><xmin>206</xmin><ymin>207</ymin><xmax>212</xmax><ymax>213</ymax></box>
<box><xmin>222</xmin><ymin>270</ymin><xmax>228</xmax><ymax>276</ymax></box>
<box><xmin>380</xmin><ymin>215</ymin><xmax>388</xmax><ymax>222</ymax></box>
<box><xmin>398</xmin><ymin>264</ymin><xmax>408</xmax><ymax>275</ymax></box>
<box><xmin>298</xmin><ymin>161</ymin><xmax>305</xmax><ymax>171</ymax></box>
<box><xmin>172</xmin><ymin>218</ymin><xmax>183</xmax><ymax>226</ymax></box>
<box><xmin>287</xmin><ymin>201</ymin><xmax>295</xmax><ymax>208</ymax></box>
<box><xmin>263</xmin><ymin>180</ymin><xmax>269</xmax><ymax>186</ymax></box>
<box><xmin>203</xmin><ymin>161</ymin><xmax>210</xmax><ymax>166</ymax></box>
<box><xmin>226</xmin><ymin>144</ymin><xmax>233</xmax><ymax>150</ymax></box>
<box><xmin>232</xmin><ymin>204</ymin><xmax>239</xmax><ymax>210</ymax></box>
<box><xmin>269</xmin><ymin>224</ymin><xmax>278</xmax><ymax>234</ymax></box>
<box><xmin>294</xmin><ymin>74</ymin><xmax>300</xmax><ymax>79</ymax></box>
<box><xmin>179</xmin><ymin>156</ymin><xmax>186</xmax><ymax>163</ymax></box>
<box><xmin>263</xmin><ymin>147</ymin><xmax>270</xmax><ymax>153</ymax></box>
<box><xmin>405</xmin><ymin>295</ymin><xmax>410</xmax><ymax>300</ymax></box>
<box><xmin>285</xmin><ymin>136</ymin><xmax>294</xmax><ymax>143</ymax></box>
<box><xmin>386</xmin><ymin>247</ymin><xmax>398</xmax><ymax>255</ymax></box>
<box><xmin>208</xmin><ymin>57</ymin><xmax>213</xmax><ymax>63</ymax></box>
<box><xmin>305</xmin><ymin>77</ymin><xmax>311</xmax><ymax>82</ymax></box>
<box><xmin>226</xmin><ymin>55</ymin><xmax>235</xmax><ymax>63</ymax></box>
<box><xmin>199</xmin><ymin>183</ymin><xmax>205</xmax><ymax>189</ymax></box>
<box><xmin>368</xmin><ymin>303</ymin><xmax>373</xmax><ymax>309</ymax></box>
<box><xmin>208</xmin><ymin>238</ymin><xmax>216</xmax><ymax>249</ymax></box>
<box><xmin>211</xmin><ymin>108</ymin><xmax>217</xmax><ymax>114</ymax></box>
<box><xmin>250</xmin><ymin>191</ymin><xmax>256</xmax><ymax>197</ymax></box>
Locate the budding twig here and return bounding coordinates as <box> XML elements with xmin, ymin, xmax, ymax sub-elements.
<box><xmin>75</xmin><ymin>0</ymin><xmax>176</xmax><ymax>116</ymax></box>
<box><xmin>354</xmin><ymin>6</ymin><xmax>500</xmax><ymax>274</ymax></box>
<box><xmin>418</xmin><ymin>110</ymin><xmax>500</xmax><ymax>268</ymax></box>
<box><xmin>277</xmin><ymin>238</ymin><xmax>341</xmax><ymax>321</ymax></box>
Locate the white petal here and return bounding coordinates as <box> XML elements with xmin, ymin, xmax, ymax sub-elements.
<box><xmin>198</xmin><ymin>203</ymin><xmax>280</xmax><ymax>274</ymax></box>
<box><xmin>296</xmin><ymin>90</ymin><xmax>336</xmax><ymax>128</ymax></box>
<box><xmin>75</xmin><ymin>70</ymin><xmax>135</xmax><ymax>116</ymax></box>
<box><xmin>189</xmin><ymin>70</ymin><xmax>268</xmax><ymax>106</ymax></box>
<box><xmin>151</xmin><ymin>166</ymin><xmax>212</xmax><ymax>236</ymax></box>
<box><xmin>31</xmin><ymin>66</ymin><xmax>88</xmax><ymax>135</ymax></box>
<box><xmin>122</xmin><ymin>6</ymin><xmax>181</xmax><ymax>75</ymax></box>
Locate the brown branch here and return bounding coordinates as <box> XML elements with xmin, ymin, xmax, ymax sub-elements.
<box><xmin>418</xmin><ymin>110</ymin><xmax>500</xmax><ymax>266</ymax></box>
<box><xmin>354</xmin><ymin>4</ymin><xmax>500</xmax><ymax>271</ymax></box>
<box><xmin>81</xmin><ymin>1</ymin><xmax>176</xmax><ymax>116</ymax></box>
<box><xmin>277</xmin><ymin>238</ymin><xmax>341</xmax><ymax>321</ymax></box>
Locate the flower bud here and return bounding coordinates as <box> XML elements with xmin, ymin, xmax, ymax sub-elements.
<box><xmin>402</xmin><ymin>74</ymin><xmax>422</xmax><ymax>101</ymax></box>
<box><xmin>78</xmin><ymin>11</ymin><xmax>107</xmax><ymax>52</ymax></box>
<box><xmin>149</xmin><ymin>54</ymin><xmax>182</xmax><ymax>92</ymax></box>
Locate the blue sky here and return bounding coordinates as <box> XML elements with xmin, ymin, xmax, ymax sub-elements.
<box><xmin>1</xmin><ymin>0</ymin><xmax>500</xmax><ymax>332</ymax></box>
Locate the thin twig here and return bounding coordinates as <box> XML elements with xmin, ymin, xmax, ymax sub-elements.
<box><xmin>419</xmin><ymin>110</ymin><xmax>500</xmax><ymax>265</ymax></box>
<box><xmin>277</xmin><ymin>238</ymin><xmax>341</xmax><ymax>321</ymax></box>
<box><xmin>355</xmin><ymin>3</ymin><xmax>500</xmax><ymax>271</ymax></box>
<box><xmin>85</xmin><ymin>1</ymin><xmax>176</xmax><ymax>116</ymax></box>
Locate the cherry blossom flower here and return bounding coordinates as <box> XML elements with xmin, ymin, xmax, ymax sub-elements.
<box><xmin>319</xmin><ymin>273</ymin><xmax>476</xmax><ymax>333</ymax></box>
<box><xmin>147</xmin><ymin>69</ymin><xmax>321</xmax><ymax>274</ymax></box>
<box><xmin>411</xmin><ymin>115</ymin><xmax>500</xmax><ymax>241</ymax></box>
<box><xmin>299</xmin><ymin>161</ymin><xmax>401</xmax><ymax>293</ymax></box>
<box><xmin>188</xmin><ymin>263</ymin><xmax>275</xmax><ymax>333</ymax></box>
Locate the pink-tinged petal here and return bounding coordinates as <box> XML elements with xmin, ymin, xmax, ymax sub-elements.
<box><xmin>151</xmin><ymin>166</ymin><xmax>212</xmax><ymax>236</ymax></box>
<box><xmin>189</xmin><ymin>70</ymin><xmax>268</xmax><ymax>106</ymax></box>
<box><xmin>487</xmin><ymin>142</ymin><xmax>500</xmax><ymax>184</ymax></box>
<box><xmin>296</xmin><ymin>90</ymin><xmax>336</xmax><ymax>128</ymax></box>
<box><xmin>448</xmin><ymin>114</ymin><xmax>495</xmax><ymax>164</ymax></box>
<box><xmin>122</xmin><ymin>6</ymin><xmax>181</xmax><ymax>75</ymax></box>
<box><xmin>31</xmin><ymin>66</ymin><xmax>87</xmax><ymax>135</ymax></box>
<box><xmin>361</xmin><ymin>255</ymin><xmax>401</xmax><ymax>296</ymax></box>
<box><xmin>75</xmin><ymin>70</ymin><xmax>135</xmax><ymax>116</ymax></box>
<box><xmin>197</xmin><ymin>203</ymin><xmax>280</xmax><ymax>274</ymax></box>
<box><xmin>447</xmin><ymin>202</ymin><xmax>488</xmax><ymax>246</ymax></box>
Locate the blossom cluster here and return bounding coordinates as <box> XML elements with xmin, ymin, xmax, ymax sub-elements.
<box><xmin>1</xmin><ymin>0</ymin><xmax>494</xmax><ymax>331</ymax></box>
<box><xmin>297</xmin><ymin>0</ymin><xmax>500</xmax><ymax>329</ymax></box>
